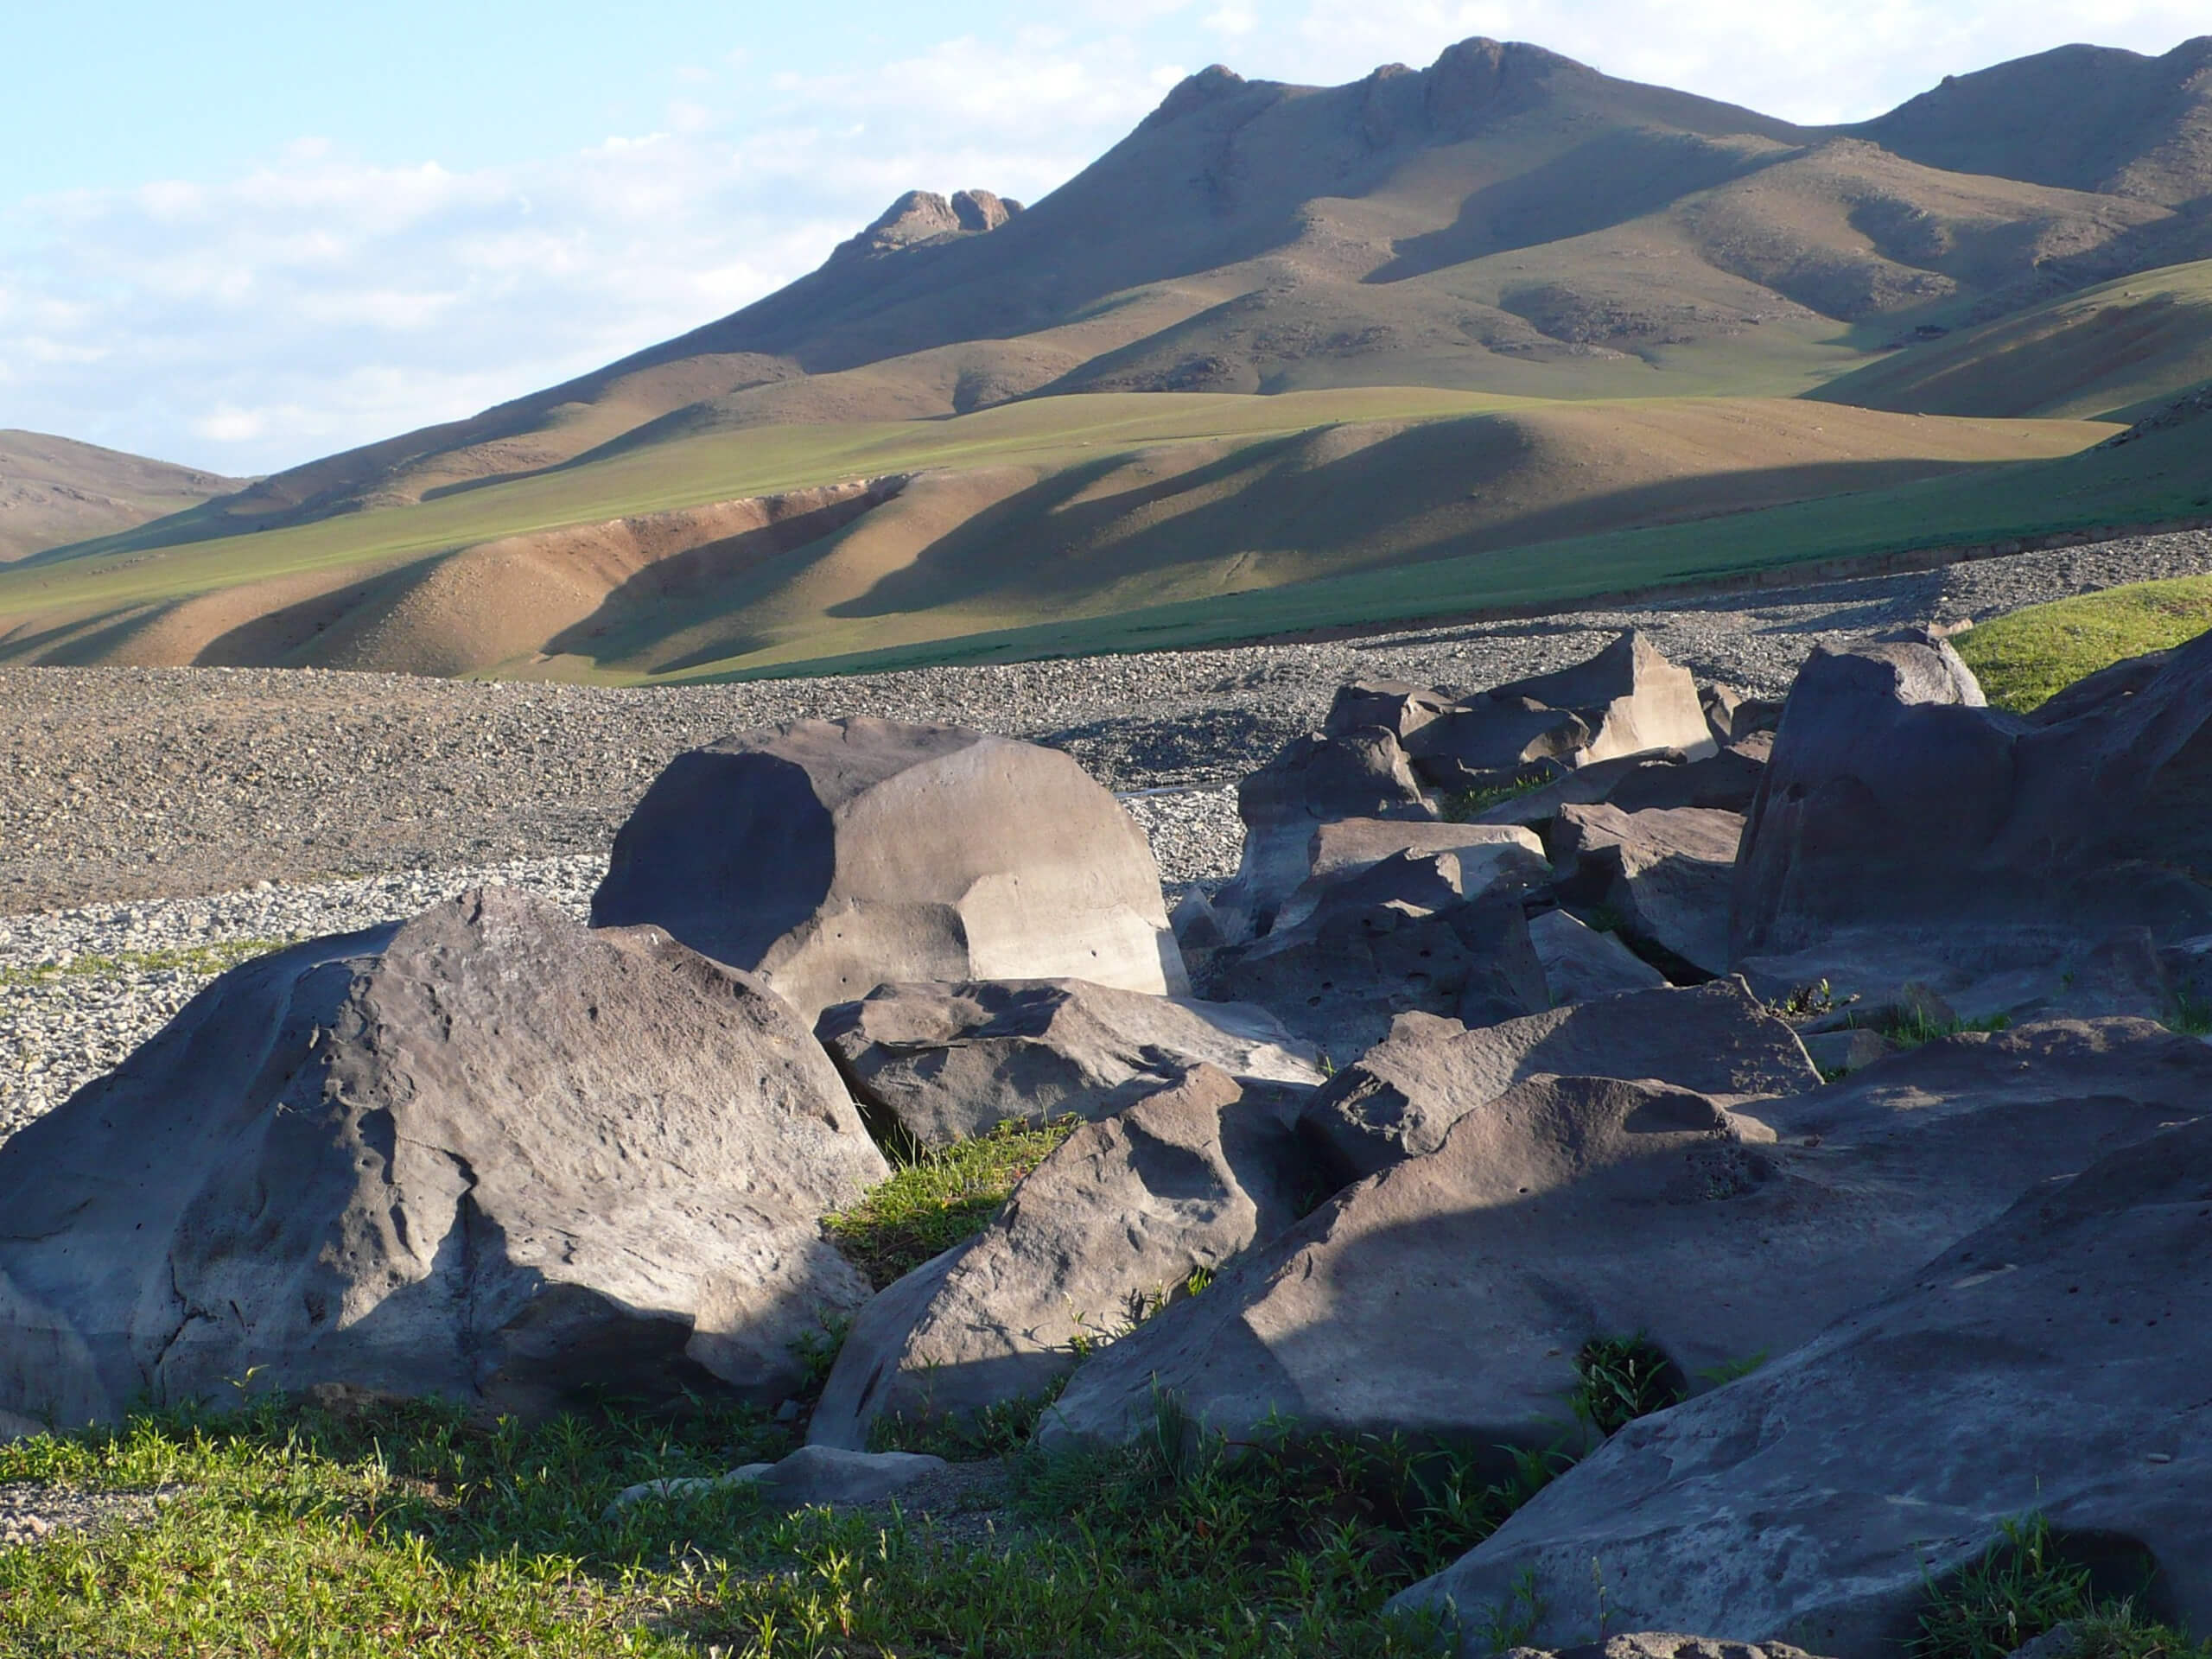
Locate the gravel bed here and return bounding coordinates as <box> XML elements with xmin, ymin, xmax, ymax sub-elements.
<box><xmin>3</xmin><ymin>528</ymin><xmax>2209</xmax><ymax>1150</ymax></box>
<box><xmin>0</xmin><ymin>1481</ymin><xmax>172</xmax><ymax>1548</ymax></box>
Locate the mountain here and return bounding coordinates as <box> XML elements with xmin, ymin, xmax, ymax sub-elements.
<box><xmin>8</xmin><ymin>35</ymin><xmax>2211</xmax><ymax>682</ymax></box>
<box><xmin>148</xmin><ymin>35</ymin><xmax>2212</xmax><ymax>542</ymax></box>
<box><xmin>0</xmin><ymin>432</ymin><xmax>245</xmax><ymax>563</ymax></box>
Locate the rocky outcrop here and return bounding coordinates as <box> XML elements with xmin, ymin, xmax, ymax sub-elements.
<box><xmin>0</xmin><ymin>888</ymin><xmax>887</xmax><ymax>1426</ymax></box>
<box><xmin>816</xmin><ymin>977</ymin><xmax>1322</xmax><ymax>1146</ymax></box>
<box><xmin>1397</xmin><ymin>1101</ymin><xmax>2212</xmax><ymax>1654</ymax></box>
<box><xmin>1732</xmin><ymin>626</ymin><xmax>2212</xmax><ymax>1011</ymax></box>
<box><xmin>1548</xmin><ymin>804</ymin><xmax>1745</xmax><ymax>977</ymax></box>
<box><xmin>1044</xmin><ymin>1018</ymin><xmax>2212</xmax><ymax>1453</ymax></box>
<box><xmin>592</xmin><ymin>718</ymin><xmax>1184</xmax><ymax>1020</ymax></box>
<box><xmin>833</xmin><ymin>188</ymin><xmax>1021</xmax><ymax>259</ymax></box>
<box><xmin>1273</xmin><ymin>817</ymin><xmax>1547</xmax><ymax>932</ymax></box>
<box><xmin>1528</xmin><ymin>907</ymin><xmax>1667</xmax><ymax>1004</ymax></box>
<box><xmin>1297</xmin><ymin>978</ymin><xmax>1815</xmax><ymax>1184</ymax></box>
<box><xmin>809</xmin><ymin>1066</ymin><xmax>1316</xmax><ymax>1450</ymax></box>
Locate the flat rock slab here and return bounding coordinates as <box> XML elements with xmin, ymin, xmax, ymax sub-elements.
<box><xmin>1548</xmin><ymin>803</ymin><xmax>1744</xmax><ymax>977</ymax></box>
<box><xmin>0</xmin><ymin>887</ymin><xmax>887</xmax><ymax>1425</ymax></box>
<box><xmin>817</xmin><ymin>977</ymin><xmax>1322</xmax><ymax>1146</ymax></box>
<box><xmin>809</xmin><ymin>1065</ymin><xmax>1318</xmax><ymax>1450</ymax></box>
<box><xmin>1045</xmin><ymin>1020</ymin><xmax>2212</xmax><ymax>1456</ymax></box>
<box><xmin>1276</xmin><ymin>817</ymin><xmax>1546</xmax><ymax>932</ymax></box>
<box><xmin>1528</xmin><ymin>908</ymin><xmax>1668</xmax><ymax>1005</ymax></box>
<box><xmin>609</xmin><ymin>1446</ymin><xmax>948</xmax><ymax>1516</ymax></box>
<box><xmin>1299</xmin><ymin>978</ymin><xmax>1816</xmax><ymax>1185</ymax></box>
<box><xmin>592</xmin><ymin>716</ymin><xmax>1183</xmax><ymax>1020</ymax></box>
<box><xmin>1399</xmin><ymin>1107</ymin><xmax>2212</xmax><ymax>1656</ymax></box>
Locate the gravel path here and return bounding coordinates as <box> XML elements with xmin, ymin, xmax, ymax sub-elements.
<box><xmin>4</xmin><ymin>528</ymin><xmax>2210</xmax><ymax>1149</ymax></box>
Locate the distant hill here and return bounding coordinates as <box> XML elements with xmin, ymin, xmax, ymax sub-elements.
<box><xmin>135</xmin><ymin>35</ymin><xmax>2212</xmax><ymax>543</ymax></box>
<box><xmin>0</xmin><ymin>432</ymin><xmax>245</xmax><ymax>562</ymax></box>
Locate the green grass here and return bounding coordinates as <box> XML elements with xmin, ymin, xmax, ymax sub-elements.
<box><xmin>1953</xmin><ymin>575</ymin><xmax>2212</xmax><ymax>712</ymax></box>
<box><xmin>822</xmin><ymin>1117</ymin><xmax>1082</xmax><ymax>1289</ymax></box>
<box><xmin>1437</xmin><ymin>772</ymin><xmax>1552</xmax><ymax>821</ymax></box>
<box><xmin>1880</xmin><ymin>1009</ymin><xmax>2012</xmax><ymax>1050</ymax></box>
<box><xmin>0</xmin><ymin>938</ymin><xmax>294</xmax><ymax>989</ymax></box>
<box><xmin>1915</xmin><ymin>1513</ymin><xmax>2201</xmax><ymax>1659</ymax></box>
<box><xmin>1566</xmin><ymin>1337</ymin><xmax>1685</xmax><ymax>1438</ymax></box>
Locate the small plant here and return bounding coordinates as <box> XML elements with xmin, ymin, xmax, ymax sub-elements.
<box><xmin>823</xmin><ymin>1115</ymin><xmax>1080</xmax><ymax>1287</ymax></box>
<box><xmin>1473</xmin><ymin>1566</ymin><xmax>1548</xmax><ymax>1651</ymax></box>
<box><xmin>1439</xmin><ymin>772</ymin><xmax>1551</xmax><ymax>822</ymax></box>
<box><xmin>787</xmin><ymin>1313</ymin><xmax>851</xmax><ymax>1401</ymax></box>
<box><xmin>2168</xmin><ymin>993</ymin><xmax>2212</xmax><ymax>1038</ymax></box>
<box><xmin>1884</xmin><ymin>1008</ymin><xmax>2012</xmax><ymax>1051</ymax></box>
<box><xmin>0</xmin><ymin>937</ymin><xmax>297</xmax><ymax>988</ymax></box>
<box><xmin>1778</xmin><ymin>977</ymin><xmax>1838</xmax><ymax>1019</ymax></box>
<box><xmin>867</xmin><ymin>1378</ymin><xmax>1068</xmax><ymax>1459</ymax></box>
<box><xmin>1915</xmin><ymin>1514</ymin><xmax>2098</xmax><ymax>1659</ymax></box>
<box><xmin>1694</xmin><ymin>1350</ymin><xmax>1769</xmax><ymax>1388</ymax></box>
<box><xmin>1569</xmin><ymin>1335</ymin><xmax>1685</xmax><ymax>1437</ymax></box>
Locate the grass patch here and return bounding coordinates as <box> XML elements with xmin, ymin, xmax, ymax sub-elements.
<box><xmin>1915</xmin><ymin>1513</ymin><xmax>2200</xmax><ymax>1659</ymax></box>
<box><xmin>822</xmin><ymin>1116</ymin><xmax>1082</xmax><ymax>1289</ymax></box>
<box><xmin>1567</xmin><ymin>1336</ymin><xmax>1686</xmax><ymax>1438</ymax></box>
<box><xmin>0</xmin><ymin>1386</ymin><xmax>1583</xmax><ymax>1657</ymax></box>
<box><xmin>1437</xmin><ymin>772</ymin><xmax>1551</xmax><ymax>822</ymax></box>
<box><xmin>1954</xmin><ymin>575</ymin><xmax>2212</xmax><ymax>712</ymax></box>
<box><xmin>1882</xmin><ymin>1009</ymin><xmax>2012</xmax><ymax>1050</ymax></box>
<box><xmin>0</xmin><ymin>938</ymin><xmax>295</xmax><ymax>989</ymax></box>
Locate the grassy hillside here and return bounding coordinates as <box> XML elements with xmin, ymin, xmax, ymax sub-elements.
<box><xmin>0</xmin><ymin>391</ymin><xmax>2108</xmax><ymax>678</ymax></box>
<box><xmin>1809</xmin><ymin>258</ymin><xmax>2212</xmax><ymax>420</ymax></box>
<box><xmin>690</xmin><ymin>410</ymin><xmax>2209</xmax><ymax>681</ymax></box>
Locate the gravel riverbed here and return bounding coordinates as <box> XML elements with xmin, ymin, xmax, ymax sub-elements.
<box><xmin>5</xmin><ymin>527</ymin><xmax>2211</xmax><ymax>1148</ymax></box>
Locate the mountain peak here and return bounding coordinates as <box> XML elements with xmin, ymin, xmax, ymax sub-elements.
<box><xmin>1141</xmin><ymin>64</ymin><xmax>1249</xmax><ymax>130</ymax></box>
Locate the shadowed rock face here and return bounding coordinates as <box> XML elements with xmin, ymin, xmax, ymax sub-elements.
<box><xmin>1395</xmin><ymin>1095</ymin><xmax>2212</xmax><ymax>1655</ymax></box>
<box><xmin>0</xmin><ymin>887</ymin><xmax>887</xmax><ymax>1426</ymax></box>
<box><xmin>808</xmin><ymin>1065</ymin><xmax>1319</xmax><ymax>1451</ymax></box>
<box><xmin>592</xmin><ymin>717</ymin><xmax>1185</xmax><ymax>1020</ymax></box>
<box><xmin>1041</xmin><ymin>1019</ymin><xmax>2212</xmax><ymax>1456</ymax></box>
<box><xmin>817</xmin><ymin>977</ymin><xmax>1323</xmax><ymax>1147</ymax></box>
<box><xmin>1732</xmin><ymin>628</ymin><xmax>2212</xmax><ymax>1005</ymax></box>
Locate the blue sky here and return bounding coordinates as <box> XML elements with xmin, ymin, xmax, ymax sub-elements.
<box><xmin>3</xmin><ymin>1</ymin><xmax>2204</xmax><ymax>474</ymax></box>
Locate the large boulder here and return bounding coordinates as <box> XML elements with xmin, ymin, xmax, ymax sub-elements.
<box><xmin>1272</xmin><ymin>817</ymin><xmax>1548</xmax><ymax>932</ymax></box>
<box><xmin>1208</xmin><ymin>868</ymin><xmax>1548</xmax><ymax>1064</ymax></box>
<box><xmin>1548</xmin><ymin>804</ymin><xmax>1745</xmax><ymax>978</ymax></box>
<box><xmin>1298</xmin><ymin>978</ymin><xmax>1816</xmax><ymax>1184</ymax></box>
<box><xmin>1044</xmin><ymin>1019</ymin><xmax>2212</xmax><ymax>1453</ymax></box>
<box><xmin>1324</xmin><ymin>680</ymin><xmax>1450</xmax><ymax>744</ymax></box>
<box><xmin>1732</xmin><ymin>627</ymin><xmax>2212</xmax><ymax>1006</ymax></box>
<box><xmin>816</xmin><ymin>977</ymin><xmax>1324</xmax><ymax>1147</ymax></box>
<box><xmin>1214</xmin><ymin>729</ymin><xmax>1433</xmax><ymax>940</ymax></box>
<box><xmin>0</xmin><ymin>888</ymin><xmax>888</xmax><ymax>1425</ymax></box>
<box><xmin>1397</xmin><ymin>1105</ymin><xmax>2212</xmax><ymax>1655</ymax></box>
<box><xmin>592</xmin><ymin>718</ymin><xmax>1185</xmax><ymax>1021</ymax></box>
<box><xmin>808</xmin><ymin>1066</ymin><xmax>1317</xmax><ymax>1450</ymax></box>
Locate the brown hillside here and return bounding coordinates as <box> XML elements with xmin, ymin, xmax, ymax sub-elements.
<box><xmin>130</xmin><ymin>36</ymin><xmax>2209</xmax><ymax>543</ymax></box>
<box><xmin>0</xmin><ymin>432</ymin><xmax>244</xmax><ymax>562</ymax></box>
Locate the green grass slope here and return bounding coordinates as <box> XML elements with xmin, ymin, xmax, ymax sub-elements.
<box><xmin>1955</xmin><ymin>574</ymin><xmax>2212</xmax><ymax>711</ymax></box>
<box><xmin>698</xmin><ymin>412</ymin><xmax>2209</xmax><ymax>681</ymax></box>
<box><xmin>1808</xmin><ymin>258</ymin><xmax>2212</xmax><ymax>420</ymax></box>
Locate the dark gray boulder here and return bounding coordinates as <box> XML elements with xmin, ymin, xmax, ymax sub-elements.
<box><xmin>1549</xmin><ymin>804</ymin><xmax>1745</xmax><ymax>978</ymax></box>
<box><xmin>1324</xmin><ymin>679</ymin><xmax>1450</xmax><ymax>744</ymax></box>
<box><xmin>592</xmin><ymin>717</ymin><xmax>1184</xmax><ymax>1020</ymax></box>
<box><xmin>1604</xmin><ymin>738</ymin><xmax>1768</xmax><ymax>815</ymax></box>
<box><xmin>1045</xmin><ymin>1018</ymin><xmax>2212</xmax><ymax>1453</ymax></box>
<box><xmin>1208</xmin><ymin>873</ymin><xmax>1548</xmax><ymax>1065</ymax></box>
<box><xmin>816</xmin><ymin>977</ymin><xmax>1323</xmax><ymax>1146</ymax></box>
<box><xmin>1215</xmin><ymin>728</ymin><xmax>1433</xmax><ymax>940</ymax></box>
<box><xmin>1274</xmin><ymin>817</ymin><xmax>1548</xmax><ymax>932</ymax></box>
<box><xmin>1405</xmin><ymin>698</ymin><xmax>1593</xmax><ymax>791</ymax></box>
<box><xmin>1732</xmin><ymin>627</ymin><xmax>2212</xmax><ymax>1007</ymax></box>
<box><xmin>808</xmin><ymin>1066</ymin><xmax>1318</xmax><ymax>1450</ymax></box>
<box><xmin>0</xmin><ymin>888</ymin><xmax>888</xmax><ymax>1426</ymax></box>
<box><xmin>1397</xmin><ymin>1103</ymin><xmax>2212</xmax><ymax>1654</ymax></box>
<box><xmin>1298</xmin><ymin>978</ymin><xmax>1815</xmax><ymax>1184</ymax></box>
<box><xmin>609</xmin><ymin>1445</ymin><xmax>948</xmax><ymax>1515</ymax></box>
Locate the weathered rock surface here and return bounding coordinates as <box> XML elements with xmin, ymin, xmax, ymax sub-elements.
<box><xmin>1507</xmin><ymin>1638</ymin><xmax>1833</xmax><ymax>1659</ymax></box>
<box><xmin>1208</xmin><ymin>874</ymin><xmax>1548</xmax><ymax>1063</ymax></box>
<box><xmin>1732</xmin><ymin>628</ymin><xmax>2212</xmax><ymax>1002</ymax></box>
<box><xmin>816</xmin><ymin>977</ymin><xmax>1323</xmax><ymax>1146</ymax></box>
<box><xmin>809</xmin><ymin>1066</ymin><xmax>1318</xmax><ymax>1450</ymax></box>
<box><xmin>1323</xmin><ymin>680</ymin><xmax>1449</xmax><ymax>744</ymax></box>
<box><xmin>1604</xmin><ymin>739</ymin><xmax>1768</xmax><ymax>815</ymax></box>
<box><xmin>1297</xmin><ymin>978</ymin><xmax>1815</xmax><ymax>1184</ymax></box>
<box><xmin>1399</xmin><ymin>1104</ymin><xmax>2212</xmax><ymax>1655</ymax></box>
<box><xmin>610</xmin><ymin>1446</ymin><xmax>947</xmax><ymax>1515</ymax></box>
<box><xmin>1528</xmin><ymin>907</ymin><xmax>1668</xmax><ymax>1005</ymax></box>
<box><xmin>1274</xmin><ymin>817</ymin><xmax>1547</xmax><ymax>931</ymax></box>
<box><xmin>1046</xmin><ymin>1019</ymin><xmax>2212</xmax><ymax>1452</ymax></box>
<box><xmin>0</xmin><ymin>1408</ymin><xmax>39</xmax><ymax>1443</ymax></box>
<box><xmin>0</xmin><ymin>888</ymin><xmax>887</xmax><ymax>1425</ymax></box>
<box><xmin>1549</xmin><ymin>804</ymin><xmax>1745</xmax><ymax>977</ymax></box>
<box><xmin>1214</xmin><ymin>729</ymin><xmax>1432</xmax><ymax>939</ymax></box>
<box><xmin>592</xmin><ymin>717</ymin><xmax>1184</xmax><ymax>1020</ymax></box>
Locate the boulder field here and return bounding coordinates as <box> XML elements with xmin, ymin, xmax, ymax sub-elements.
<box><xmin>8</xmin><ymin>626</ymin><xmax>2212</xmax><ymax>1657</ymax></box>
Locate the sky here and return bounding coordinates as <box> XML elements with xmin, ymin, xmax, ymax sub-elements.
<box><xmin>3</xmin><ymin>0</ymin><xmax>2204</xmax><ymax>476</ymax></box>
